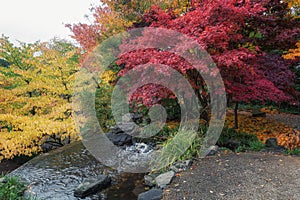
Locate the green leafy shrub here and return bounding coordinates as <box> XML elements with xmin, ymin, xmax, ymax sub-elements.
<box><xmin>0</xmin><ymin>175</ymin><xmax>30</xmax><ymax>200</ymax></box>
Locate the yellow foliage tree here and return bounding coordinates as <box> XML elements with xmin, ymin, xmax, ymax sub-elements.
<box><xmin>0</xmin><ymin>37</ymin><xmax>80</xmax><ymax>161</ymax></box>
<box><xmin>101</xmin><ymin>0</ymin><xmax>192</xmax><ymax>20</ymax></box>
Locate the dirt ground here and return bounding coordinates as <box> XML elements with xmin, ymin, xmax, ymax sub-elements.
<box><xmin>0</xmin><ymin>159</ymin><xmax>23</xmax><ymax>175</ymax></box>
<box><xmin>163</xmin><ymin>151</ymin><xmax>300</xmax><ymax>200</ymax></box>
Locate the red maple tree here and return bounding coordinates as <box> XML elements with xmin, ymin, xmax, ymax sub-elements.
<box><xmin>70</xmin><ymin>0</ymin><xmax>300</xmax><ymax>127</ymax></box>
<box><xmin>114</xmin><ymin>0</ymin><xmax>300</xmax><ymax>126</ymax></box>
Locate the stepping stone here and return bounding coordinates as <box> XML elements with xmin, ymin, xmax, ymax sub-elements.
<box><xmin>155</xmin><ymin>171</ymin><xmax>175</xmax><ymax>189</ymax></box>
<box><xmin>74</xmin><ymin>175</ymin><xmax>111</xmax><ymax>198</ymax></box>
<box><xmin>138</xmin><ymin>189</ymin><xmax>163</xmax><ymax>200</ymax></box>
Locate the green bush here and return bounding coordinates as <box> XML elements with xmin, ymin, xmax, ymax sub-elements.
<box><xmin>0</xmin><ymin>175</ymin><xmax>30</xmax><ymax>200</ymax></box>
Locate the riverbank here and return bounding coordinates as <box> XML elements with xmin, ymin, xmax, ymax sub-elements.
<box><xmin>0</xmin><ymin>156</ymin><xmax>33</xmax><ymax>175</ymax></box>
<box><xmin>0</xmin><ymin>160</ymin><xmax>22</xmax><ymax>174</ymax></box>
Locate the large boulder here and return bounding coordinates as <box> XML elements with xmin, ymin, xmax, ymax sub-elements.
<box><xmin>106</xmin><ymin>131</ymin><xmax>133</xmax><ymax>146</ymax></box>
<box><xmin>261</xmin><ymin>138</ymin><xmax>286</xmax><ymax>153</ymax></box>
<box><xmin>265</xmin><ymin>138</ymin><xmax>279</xmax><ymax>148</ymax></box>
<box><xmin>41</xmin><ymin>135</ymin><xmax>70</xmax><ymax>152</ymax></box>
<box><xmin>74</xmin><ymin>175</ymin><xmax>111</xmax><ymax>198</ymax></box>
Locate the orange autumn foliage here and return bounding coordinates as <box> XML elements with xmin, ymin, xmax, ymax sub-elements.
<box><xmin>283</xmin><ymin>41</ymin><xmax>300</xmax><ymax>60</ymax></box>
<box><xmin>226</xmin><ymin>112</ymin><xmax>300</xmax><ymax>150</ymax></box>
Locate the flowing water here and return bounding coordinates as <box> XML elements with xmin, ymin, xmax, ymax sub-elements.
<box><xmin>10</xmin><ymin>141</ymin><xmax>147</xmax><ymax>200</ymax></box>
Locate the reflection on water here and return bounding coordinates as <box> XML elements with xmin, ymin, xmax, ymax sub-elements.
<box><xmin>105</xmin><ymin>173</ymin><xmax>145</xmax><ymax>200</ymax></box>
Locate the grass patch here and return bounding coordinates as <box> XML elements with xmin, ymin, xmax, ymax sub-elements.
<box><xmin>154</xmin><ymin>123</ymin><xmax>266</xmax><ymax>170</ymax></box>
<box><xmin>235</xmin><ymin>140</ymin><xmax>265</xmax><ymax>152</ymax></box>
<box><xmin>151</xmin><ymin>124</ymin><xmax>205</xmax><ymax>171</ymax></box>
<box><xmin>217</xmin><ymin>126</ymin><xmax>265</xmax><ymax>152</ymax></box>
<box><xmin>285</xmin><ymin>148</ymin><xmax>300</xmax><ymax>156</ymax></box>
<box><xmin>0</xmin><ymin>175</ymin><xmax>31</xmax><ymax>200</ymax></box>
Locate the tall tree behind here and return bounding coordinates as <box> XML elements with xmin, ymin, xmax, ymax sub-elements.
<box><xmin>67</xmin><ymin>0</ymin><xmax>197</xmax><ymax>53</ymax></box>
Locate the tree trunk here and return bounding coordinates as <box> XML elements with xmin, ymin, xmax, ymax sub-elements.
<box><xmin>234</xmin><ymin>101</ymin><xmax>239</xmax><ymax>129</ymax></box>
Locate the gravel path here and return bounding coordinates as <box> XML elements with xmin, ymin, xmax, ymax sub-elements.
<box><xmin>267</xmin><ymin>113</ymin><xmax>300</xmax><ymax>130</ymax></box>
<box><xmin>163</xmin><ymin>151</ymin><xmax>300</xmax><ymax>200</ymax></box>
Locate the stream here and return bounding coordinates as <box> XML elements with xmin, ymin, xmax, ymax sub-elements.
<box><xmin>10</xmin><ymin>141</ymin><xmax>147</xmax><ymax>200</ymax></box>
